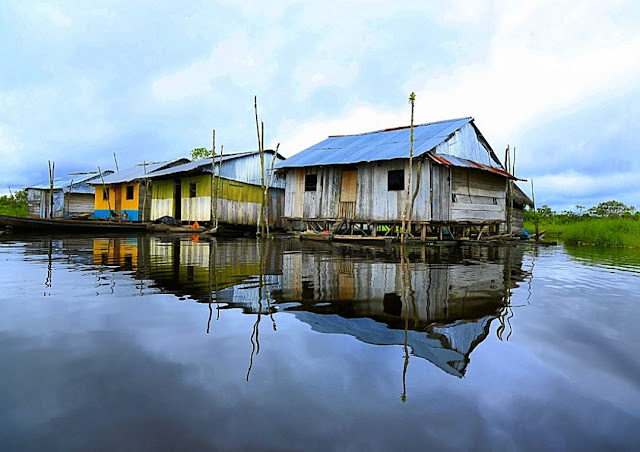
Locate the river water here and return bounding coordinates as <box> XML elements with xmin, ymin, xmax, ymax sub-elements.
<box><xmin>0</xmin><ymin>233</ymin><xmax>638</xmax><ymax>451</ymax></box>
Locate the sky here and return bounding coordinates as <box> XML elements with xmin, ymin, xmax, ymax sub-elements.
<box><xmin>1</xmin><ymin>0</ymin><xmax>639</xmax><ymax>212</ymax></box>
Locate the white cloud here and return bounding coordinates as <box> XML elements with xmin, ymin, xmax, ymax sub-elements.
<box><xmin>406</xmin><ymin>1</ymin><xmax>640</xmax><ymax>146</ymax></box>
<box><xmin>151</xmin><ymin>28</ymin><xmax>284</xmax><ymax>102</ymax></box>
<box><xmin>293</xmin><ymin>60</ymin><xmax>359</xmax><ymax>100</ymax></box>
<box><xmin>33</xmin><ymin>3</ymin><xmax>73</xmax><ymax>28</ymax></box>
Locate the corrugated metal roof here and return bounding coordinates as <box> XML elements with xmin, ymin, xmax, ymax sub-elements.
<box><xmin>88</xmin><ymin>159</ymin><xmax>189</xmax><ymax>184</ymax></box>
<box><xmin>276</xmin><ymin>117</ymin><xmax>473</xmax><ymax>168</ymax></box>
<box><xmin>147</xmin><ymin>152</ymin><xmax>256</xmax><ymax>178</ymax></box>
<box><xmin>428</xmin><ymin>154</ymin><xmax>519</xmax><ymax>180</ymax></box>
<box><xmin>27</xmin><ymin>171</ymin><xmax>109</xmax><ymax>191</ymax></box>
<box><xmin>147</xmin><ymin>150</ymin><xmax>286</xmax><ymax>189</ymax></box>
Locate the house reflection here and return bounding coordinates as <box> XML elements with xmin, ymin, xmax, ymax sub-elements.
<box><xmin>275</xmin><ymin>244</ymin><xmax>529</xmax><ymax>377</ymax></box>
<box><xmin>89</xmin><ymin>237</ymin><xmax>530</xmax><ymax>377</ymax></box>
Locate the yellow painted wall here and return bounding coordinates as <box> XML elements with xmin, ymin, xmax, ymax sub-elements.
<box><xmin>121</xmin><ymin>182</ymin><xmax>140</xmax><ymax>212</ymax></box>
<box><xmin>94</xmin><ymin>185</ymin><xmax>112</xmax><ymax>212</ymax></box>
<box><xmin>154</xmin><ymin>179</ymin><xmax>174</xmax><ymax>200</ymax></box>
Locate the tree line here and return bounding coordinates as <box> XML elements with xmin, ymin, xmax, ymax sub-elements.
<box><xmin>525</xmin><ymin>200</ymin><xmax>639</xmax><ymax>223</ymax></box>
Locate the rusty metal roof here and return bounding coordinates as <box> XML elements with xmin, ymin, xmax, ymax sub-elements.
<box><xmin>428</xmin><ymin>154</ymin><xmax>519</xmax><ymax>180</ymax></box>
<box><xmin>276</xmin><ymin>117</ymin><xmax>474</xmax><ymax>168</ymax></box>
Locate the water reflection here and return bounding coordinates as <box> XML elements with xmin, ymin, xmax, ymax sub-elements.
<box><xmin>2</xmin><ymin>235</ymin><xmax>531</xmax><ymax>378</ymax></box>
<box><xmin>2</xmin><ymin>234</ymin><xmax>637</xmax><ymax>450</ymax></box>
<box><xmin>78</xmin><ymin>236</ymin><xmax>530</xmax><ymax>379</ymax></box>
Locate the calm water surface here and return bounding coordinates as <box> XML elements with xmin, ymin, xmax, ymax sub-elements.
<box><xmin>0</xmin><ymin>233</ymin><xmax>638</xmax><ymax>451</ymax></box>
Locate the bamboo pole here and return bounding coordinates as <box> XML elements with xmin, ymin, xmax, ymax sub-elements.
<box><xmin>260</xmin><ymin>121</ymin><xmax>266</xmax><ymax>238</ymax></box>
<box><xmin>401</xmin><ymin>92</ymin><xmax>416</xmax><ymax>243</ymax></box>
<box><xmin>531</xmin><ymin>179</ymin><xmax>539</xmax><ymax>241</ymax></box>
<box><xmin>142</xmin><ymin>161</ymin><xmax>148</xmax><ymax>222</ymax></box>
<box><xmin>66</xmin><ymin>179</ymin><xmax>73</xmax><ymax>217</ymax></box>
<box><xmin>215</xmin><ymin>145</ymin><xmax>224</xmax><ymax>229</ymax></box>
<box><xmin>48</xmin><ymin>161</ymin><xmax>54</xmax><ymax>218</ymax></box>
<box><xmin>264</xmin><ymin>144</ymin><xmax>280</xmax><ymax>238</ymax></box>
<box><xmin>98</xmin><ymin>165</ymin><xmax>112</xmax><ymax>217</ymax></box>
<box><xmin>113</xmin><ymin>153</ymin><xmax>119</xmax><ymax>172</ymax></box>
<box><xmin>407</xmin><ymin>159</ymin><xmax>422</xmax><ymax>238</ymax></box>
<box><xmin>211</xmin><ymin>130</ymin><xmax>216</xmax><ymax>226</ymax></box>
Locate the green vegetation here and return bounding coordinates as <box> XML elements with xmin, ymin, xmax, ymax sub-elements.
<box><xmin>190</xmin><ymin>147</ymin><xmax>213</xmax><ymax>160</ymax></box>
<box><xmin>524</xmin><ymin>200</ymin><xmax>640</xmax><ymax>248</ymax></box>
<box><xmin>0</xmin><ymin>190</ymin><xmax>28</xmax><ymax>216</ymax></box>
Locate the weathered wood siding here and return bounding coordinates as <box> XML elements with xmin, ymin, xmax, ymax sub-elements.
<box><xmin>284</xmin><ymin>159</ymin><xmax>433</xmax><ymax>221</ymax></box>
<box><xmin>431</xmin><ymin>165</ymin><xmax>450</xmax><ymax>221</ymax></box>
<box><xmin>66</xmin><ymin>193</ymin><xmax>95</xmax><ymax>216</ymax></box>
<box><xmin>511</xmin><ymin>207</ymin><xmax>525</xmax><ymax>235</ymax></box>
<box><xmin>450</xmin><ymin>168</ymin><xmax>506</xmax><ymax>222</ymax></box>
<box><xmin>152</xmin><ymin>174</ymin><xmax>285</xmax><ymax>228</ymax></box>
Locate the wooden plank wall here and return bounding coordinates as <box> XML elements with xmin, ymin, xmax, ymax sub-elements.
<box><xmin>450</xmin><ymin>168</ymin><xmax>506</xmax><ymax>222</ymax></box>
<box><xmin>431</xmin><ymin>165</ymin><xmax>450</xmax><ymax>221</ymax></box>
<box><xmin>284</xmin><ymin>162</ymin><xmax>509</xmax><ymax>224</ymax></box>
<box><xmin>66</xmin><ymin>193</ymin><xmax>95</xmax><ymax>216</ymax></box>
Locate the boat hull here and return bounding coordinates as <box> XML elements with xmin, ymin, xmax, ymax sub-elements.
<box><xmin>0</xmin><ymin>214</ymin><xmax>149</xmax><ymax>233</ymax></box>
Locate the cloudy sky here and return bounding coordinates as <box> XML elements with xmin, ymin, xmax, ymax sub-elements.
<box><xmin>1</xmin><ymin>0</ymin><xmax>638</xmax><ymax>211</ymax></box>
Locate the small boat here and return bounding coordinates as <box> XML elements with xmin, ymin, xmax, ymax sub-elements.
<box><xmin>299</xmin><ymin>231</ymin><xmax>333</xmax><ymax>242</ymax></box>
<box><xmin>0</xmin><ymin>214</ymin><xmax>149</xmax><ymax>233</ymax></box>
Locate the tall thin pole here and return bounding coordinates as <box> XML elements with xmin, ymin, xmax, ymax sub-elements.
<box><xmin>66</xmin><ymin>179</ymin><xmax>73</xmax><ymax>217</ymax></box>
<box><xmin>260</xmin><ymin>121</ymin><xmax>266</xmax><ymax>238</ymax></box>
<box><xmin>113</xmin><ymin>153</ymin><xmax>120</xmax><ymax>172</ymax></box>
<box><xmin>98</xmin><ymin>166</ymin><xmax>112</xmax><ymax>217</ymax></box>
<box><xmin>216</xmin><ymin>145</ymin><xmax>224</xmax><ymax>229</ymax></box>
<box><xmin>531</xmin><ymin>179</ymin><xmax>538</xmax><ymax>241</ymax></box>
<box><xmin>48</xmin><ymin>161</ymin><xmax>55</xmax><ymax>218</ymax></box>
<box><xmin>142</xmin><ymin>161</ymin><xmax>148</xmax><ymax>222</ymax></box>
<box><xmin>401</xmin><ymin>92</ymin><xmax>416</xmax><ymax>243</ymax></box>
<box><xmin>211</xmin><ymin>129</ymin><xmax>217</xmax><ymax>226</ymax></box>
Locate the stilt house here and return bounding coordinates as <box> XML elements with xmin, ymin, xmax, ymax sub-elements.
<box><xmin>89</xmin><ymin>159</ymin><xmax>189</xmax><ymax>221</ymax></box>
<box><xmin>275</xmin><ymin>117</ymin><xmax>519</xmax><ymax>239</ymax></box>
<box><xmin>26</xmin><ymin>171</ymin><xmax>113</xmax><ymax>218</ymax></box>
<box><xmin>146</xmin><ymin>150</ymin><xmax>286</xmax><ymax>228</ymax></box>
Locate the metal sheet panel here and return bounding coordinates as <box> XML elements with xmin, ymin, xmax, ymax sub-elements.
<box><xmin>88</xmin><ymin>160</ymin><xmax>188</xmax><ymax>185</ymax></box>
<box><xmin>428</xmin><ymin>154</ymin><xmax>517</xmax><ymax>179</ymax></box>
<box><xmin>276</xmin><ymin>117</ymin><xmax>473</xmax><ymax>168</ymax></box>
<box><xmin>148</xmin><ymin>151</ymin><xmax>286</xmax><ymax>189</ymax></box>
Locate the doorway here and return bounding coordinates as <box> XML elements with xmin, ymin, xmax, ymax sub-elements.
<box><xmin>339</xmin><ymin>169</ymin><xmax>357</xmax><ymax>219</ymax></box>
<box><xmin>174</xmin><ymin>179</ymin><xmax>182</xmax><ymax>220</ymax></box>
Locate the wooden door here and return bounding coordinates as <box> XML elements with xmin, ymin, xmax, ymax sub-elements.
<box><xmin>293</xmin><ymin>168</ymin><xmax>305</xmax><ymax>218</ymax></box>
<box><xmin>339</xmin><ymin>170</ymin><xmax>357</xmax><ymax>219</ymax></box>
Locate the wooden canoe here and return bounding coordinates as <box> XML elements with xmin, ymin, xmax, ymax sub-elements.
<box><xmin>0</xmin><ymin>214</ymin><xmax>149</xmax><ymax>232</ymax></box>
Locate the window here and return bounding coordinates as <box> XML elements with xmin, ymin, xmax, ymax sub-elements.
<box><xmin>189</xmin><ymin>182</ymin><xmax>197</xmax><ymax>198</ymax></box>
<box><xmin>126</xmin><ymin>185</ymin><xmax>134</xmax><ymax>200</ymax></box>
<box><xmin>305</xmin><ymin>174</ymin><xmax>317</xmax><ymax>191</ymax></box>
<box><xmin>387</xmin><ymin>170</ymin><xmax>404</xmax><ymax>191</ymax></box>
<box><xmin>102</xmin><ymin>187</ymin><xmax>109</xmax><ymax>200</ymax></box>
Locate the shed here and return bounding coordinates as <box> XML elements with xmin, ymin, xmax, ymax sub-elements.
<box><xmin>88</xmin><ymin>159</ymin><xmax>189</xmax><ymax>221</ymax></box>
<box><xmin>276</xmin><ymin>117</ymin><xmax>519</xmax><ymax>238</ymax></box>
<box><xmin>146</xmin><ymin>150</ymin><xmax>286</xmax><ymax>228</ymax></box>
<box><xmin>26</xmin><ymin>171</ymin><xmax>113</xmax><ymax>218</ymax></box>
<box><xmin>511</xmin><ymin>183</ymin><xmax>534</xmax><ymax>236</ymax></box>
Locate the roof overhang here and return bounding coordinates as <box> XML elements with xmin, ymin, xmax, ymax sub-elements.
<box><xmin>428</xmin><ymin>153</ymin><xmax>523</xmax><ymax>180</ymax></box>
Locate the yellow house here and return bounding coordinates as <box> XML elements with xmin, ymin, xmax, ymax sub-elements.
<box><xmin>89</xmin><ymin>159</ymin><xmax>189</xmax><ymax>221</ymax></box>
<box><xmin>147</xmin><ymin>151</ymin><xmax>286</xmax><ymax>228</ymax></box>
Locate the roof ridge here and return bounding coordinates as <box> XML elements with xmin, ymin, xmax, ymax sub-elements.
<box><xmin>328</xmin><ymin>116</ymin><xmax>473</xmax><ymax>138</ymax></box>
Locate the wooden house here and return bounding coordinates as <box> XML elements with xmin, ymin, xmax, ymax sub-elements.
<box><xmin>511</xmin><ymin>183</ymin><xmax>534</xmax><ymax>235</ymax></box>
<box><xmin>146</xmin><ymin>150</ymin><xmax>286</xmax><ymax>228</ymax></box>
<box><xmin>26</xmin><ymin>171</ymin><xmax>113</xmax><ymax>218</ymax></box>
<box><xmin>275</xmin><ymin>117</ymin><xmax>521</xmax><ymax>239</ymax></box>
<box><xmin>89</xmin><ymin>159</ymin><xmax>189</xmax><ymax>221</ymax></box>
